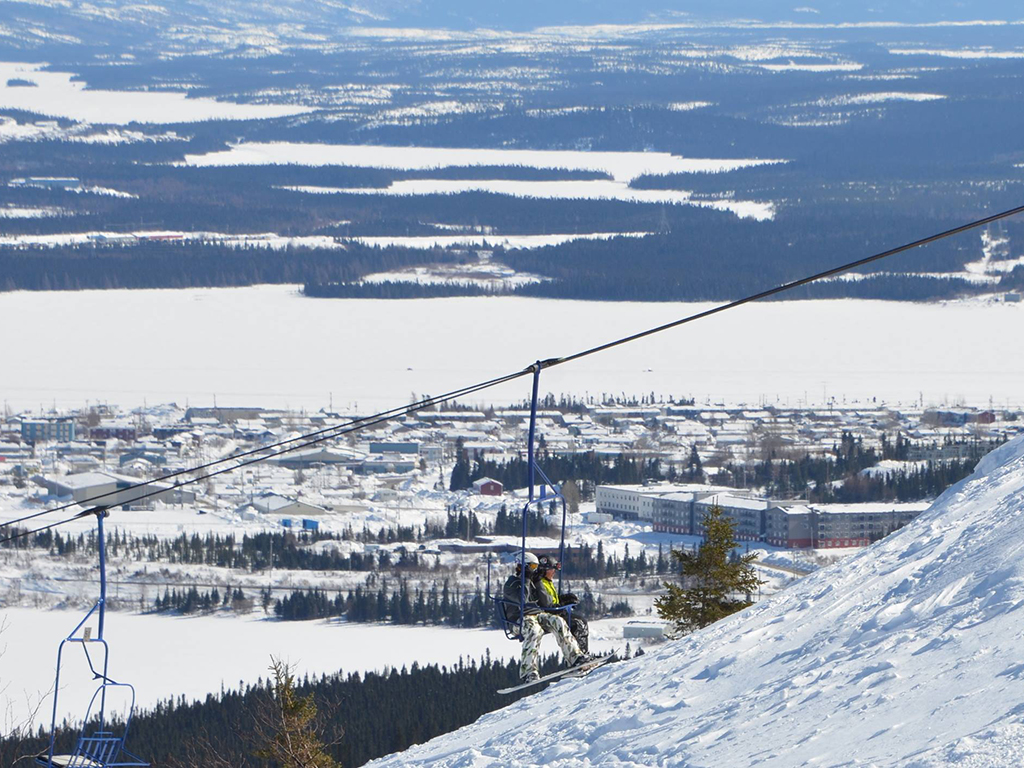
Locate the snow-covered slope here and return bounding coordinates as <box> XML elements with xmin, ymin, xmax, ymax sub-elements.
<box><xmin>371</xmin><ymin>435</ymin><xmax>1024</xmax><ymax>767</ymax></box>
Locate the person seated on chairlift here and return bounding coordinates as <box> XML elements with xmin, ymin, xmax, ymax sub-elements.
<box><xmin>535</xmin><ymin>555</ymin><xmax>589</xmax><ymax>654</ymax></box>
<box><xmin>504</xmin><ymin>552</ymin><xmax>590</xmax><ymax>684</ymax></box>
<box><xmin>501</xmin><ymin>551</ymin><xmax>539</xmax><ymax>624</ymax></box>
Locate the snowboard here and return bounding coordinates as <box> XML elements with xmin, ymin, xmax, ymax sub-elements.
<box><xmin>497</xmin><ymin>652</ymin><xmax>617</xmax><ymax>695</ymax></box>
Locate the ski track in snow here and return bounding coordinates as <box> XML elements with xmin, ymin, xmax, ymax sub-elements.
<box><xmin>369</xmin><ymin>435</ymin><xmax>1024</xmax><ymax>766</ymax></box>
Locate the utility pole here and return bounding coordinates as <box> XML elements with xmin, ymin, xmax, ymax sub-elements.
<box><xmin>486</xmin><ymin>552</ymin><xmax>492</xmax><ymax>598</ymax></box>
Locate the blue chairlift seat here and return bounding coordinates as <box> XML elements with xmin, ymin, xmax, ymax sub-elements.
<box><xmin>491</xmin><ymin>595</ymin><xmax>573</xmax><ymax>641</ymax></box>
<box><xmin>492</xmin><ymin>596</ymin><xmax>525</xmax><ymax>640</ymax></box>
<box><xmin>36</xmin><ymin>680</ymin><xmax>149</xmax><ymax>768</ymax></box>
<box><xmin>36</xmin><ymin>682</ymin><xmax>148</xmax><ymax>768</ymax></box>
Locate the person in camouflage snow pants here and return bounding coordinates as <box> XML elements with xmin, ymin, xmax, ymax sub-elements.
<box><xmin>503</xmin><ymin>552</ymin><xmax>586</xmax><ymax>682</ymax></box>
<box><xmin>520</xmin><ymin>611</ymin><xmax>584</xmax><ymax>681</ymax></box>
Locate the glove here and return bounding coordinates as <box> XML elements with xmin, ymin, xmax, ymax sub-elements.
<box><xmin>561</xmin><ymin>593</ymin><xmax>578</xmax><ymax>605</ymax></box>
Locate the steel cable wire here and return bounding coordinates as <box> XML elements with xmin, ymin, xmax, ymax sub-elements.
<box><xmin>5</xmin><ymin>203</ymin><xmax>1022</xmax><ymax>544</ymax></box>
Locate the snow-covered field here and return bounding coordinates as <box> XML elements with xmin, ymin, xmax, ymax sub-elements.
<box><xmin>814</xmin><ymin>92</ymin><xmax>947</xmax><ymax>106</ymax></box>
<box><xmin>189</xmin><ymin>143</ymin><xmax>783</xmax><ymax>220</ymax></box>
<box><xmin>760</xmin><ymin>62</ymin><xmax>863</xmax><ymax>72</ymax></box>
<box><xmin>0</xmin><ymin>206</ymin><xmax>66</xmax><ymax>218</ymax></box>
<box><xmin>368</xmin><ymin>434</ymin><xmax>1024</xmax><ymax>767</ymax></box>
<box><xmin>361</xmin><ymin>261</ymin><xmax>549</xmax><ymax>289</ymax></box>
<box><xmin>0</xmin><ymin>114</ymin><xmax>182</xmax><ymax>145</ymax></box>
<box><xmin>3</xmin><ymin>285</ymin><xmax>1022</xmax><ymax>411</ymax></box>
<box><xmin>349</xmin><ymin>232</ymin><xmax>649</xmax><ymax>251</ymax></box>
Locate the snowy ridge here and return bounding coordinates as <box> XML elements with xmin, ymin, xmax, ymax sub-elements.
<box><xmin>370</xmin><ymin>435</ymin><xmax>1024</xmax><ymax>766</ymax></box>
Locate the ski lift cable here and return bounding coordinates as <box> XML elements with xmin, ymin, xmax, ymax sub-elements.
<box><xmin>2</xmin><ymin>512</ymin><xmax>94</xmax><ymax>545</ymax></box>
<box><xmin>5</xmin><ymin>203</ymin><xmax>1022</xmax><ymax>545</ymax></box>
<box><xmin>0</xmin><ymin>372</ymin><xmax>528</xmax><ymax>544</ymax></box>
<box><xmin>0</xmin><ymin>369</ymin><xmax>529</xmax><ymax>532</ymax></box>
<box><xmin>545</xmin><ymin>202</ymin><xmax>1024</xmax><ymax>369</ymax></box>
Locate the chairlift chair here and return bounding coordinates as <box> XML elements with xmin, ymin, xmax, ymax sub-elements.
<box><xmin>490</xmin><ymin>362</ymin><xmax>575</xmax><ymax>639</ymax></box>
<box><xmin>36</xmin><ymin>679</ymin><xmax>148</xmax><ymax>768</ymax></box>
<box><xmin>35</xmin><ymin>509</ymin><xmax>149</xmax><ymax>768</ymax></box>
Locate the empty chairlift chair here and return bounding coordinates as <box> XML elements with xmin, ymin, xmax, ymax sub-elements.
<box><xmin>35</xmin><ymin>508</ymin><xmax>149</xmax><ymax>768</ymax></box>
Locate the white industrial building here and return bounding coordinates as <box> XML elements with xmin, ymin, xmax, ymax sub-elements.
<box><xmin>37</xmin><ymin>471</ymin><xmax>195</xmax><ymax>509</ymax></box>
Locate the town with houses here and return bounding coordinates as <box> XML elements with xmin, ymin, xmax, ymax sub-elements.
<box><xmin>1</xmin><ymin>398</ymin><xmax>1017</xmax><ymax>578</ymax></box>
<box><xmin>0</xmin><ymin>393</ymin><xmax>1013</xmax><ymax>668</ymax></box>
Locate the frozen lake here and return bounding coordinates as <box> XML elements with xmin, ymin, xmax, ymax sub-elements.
<box><xmin>0</xmin><ymin>608</ymin><xmax>519</xmax><ymax>728</ymax></box>
<box><xmin>184</xmin><ymin>142</ymin><xmax>784</xmax><ymax>183</ymax></box>
<box><xmin>284</xmin><ymin>180</ymin><xmax>775</xmax><ymax>220</ymax></box>
<box><xmin>0</xmin><ymin>606</ymin><xmax>628</xmax><ymax>728</ymax></box>
<box><xmin>3</xmin><ymin>286</ymin><xmax>1022</xmax><ymax>411</ymax></box>
<box><xmin>0</xmin><ymin>63</ymin><xmax>313</xmax><ymax>124</ymax></box>
<box><xmin>190</xmin><ymin>142</ymin><xmax>782</xmax><ymax>219</ymax></box>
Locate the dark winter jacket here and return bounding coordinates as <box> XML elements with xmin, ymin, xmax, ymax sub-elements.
<box><xmin>502</xmin><ymin>572</ymin><xmax>541</xmax><ymax>622</ymax></box>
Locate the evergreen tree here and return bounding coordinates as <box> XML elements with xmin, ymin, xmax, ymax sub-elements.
<box><xmin>449</xmin><ymin>438</ymin><xmax>471</xmax><ymax>491</ymax></box>
<box><xmin>687</xmin><ymin>445</ymin><xmax>703</xmax><ymax>481</ymax></box>
<box><xmin>254</xmin><ymin>658</ymin><xmax>340</xmax><ymax>768</ymax></box>
<box><xmin>655</xmin><ymin>505</ymin><xmax>762</xmax><ymax>635</ymax></box>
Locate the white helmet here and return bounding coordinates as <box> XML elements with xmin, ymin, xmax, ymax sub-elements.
<box><xmin>521</xmin><ymin>552</ymin><xmax>539</xmax><ymax>569</ymax></box>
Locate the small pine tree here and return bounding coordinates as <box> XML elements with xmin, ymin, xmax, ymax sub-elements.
<box><xmin>255</xmin><ymin>658</ymin><xmax>341</xmax><ymax>768</ymax></box>
<box><xmin>655</xmin><ymin>505</ymin><xmax>762</xmax><ymax>635</ymax></box>
<box><xmin>687</xmin><ymin>445</ymin><xmax>703</xmax><ymax>482</ymax></box>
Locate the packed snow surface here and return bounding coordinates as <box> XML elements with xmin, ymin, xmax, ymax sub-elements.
<box><xmin>369</xmin><ymin>435</ymin><xmax>1024</xmax><ymax>766</ymax></box>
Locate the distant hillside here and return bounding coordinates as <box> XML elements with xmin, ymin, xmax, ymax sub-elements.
<box><xmin>369</xmin><ymin>434</ymin><xmax>1024</xmax><ymax>766</ymax></box>
<box><xmin>378</xmin><ymin>0</ymin><xmax>1024</xmax><ymax>30</ymax></box>
<box><xmin>1</xmin><ymin>0</ymin><xmax>1021</xmax><ymax>50</ymax></box>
